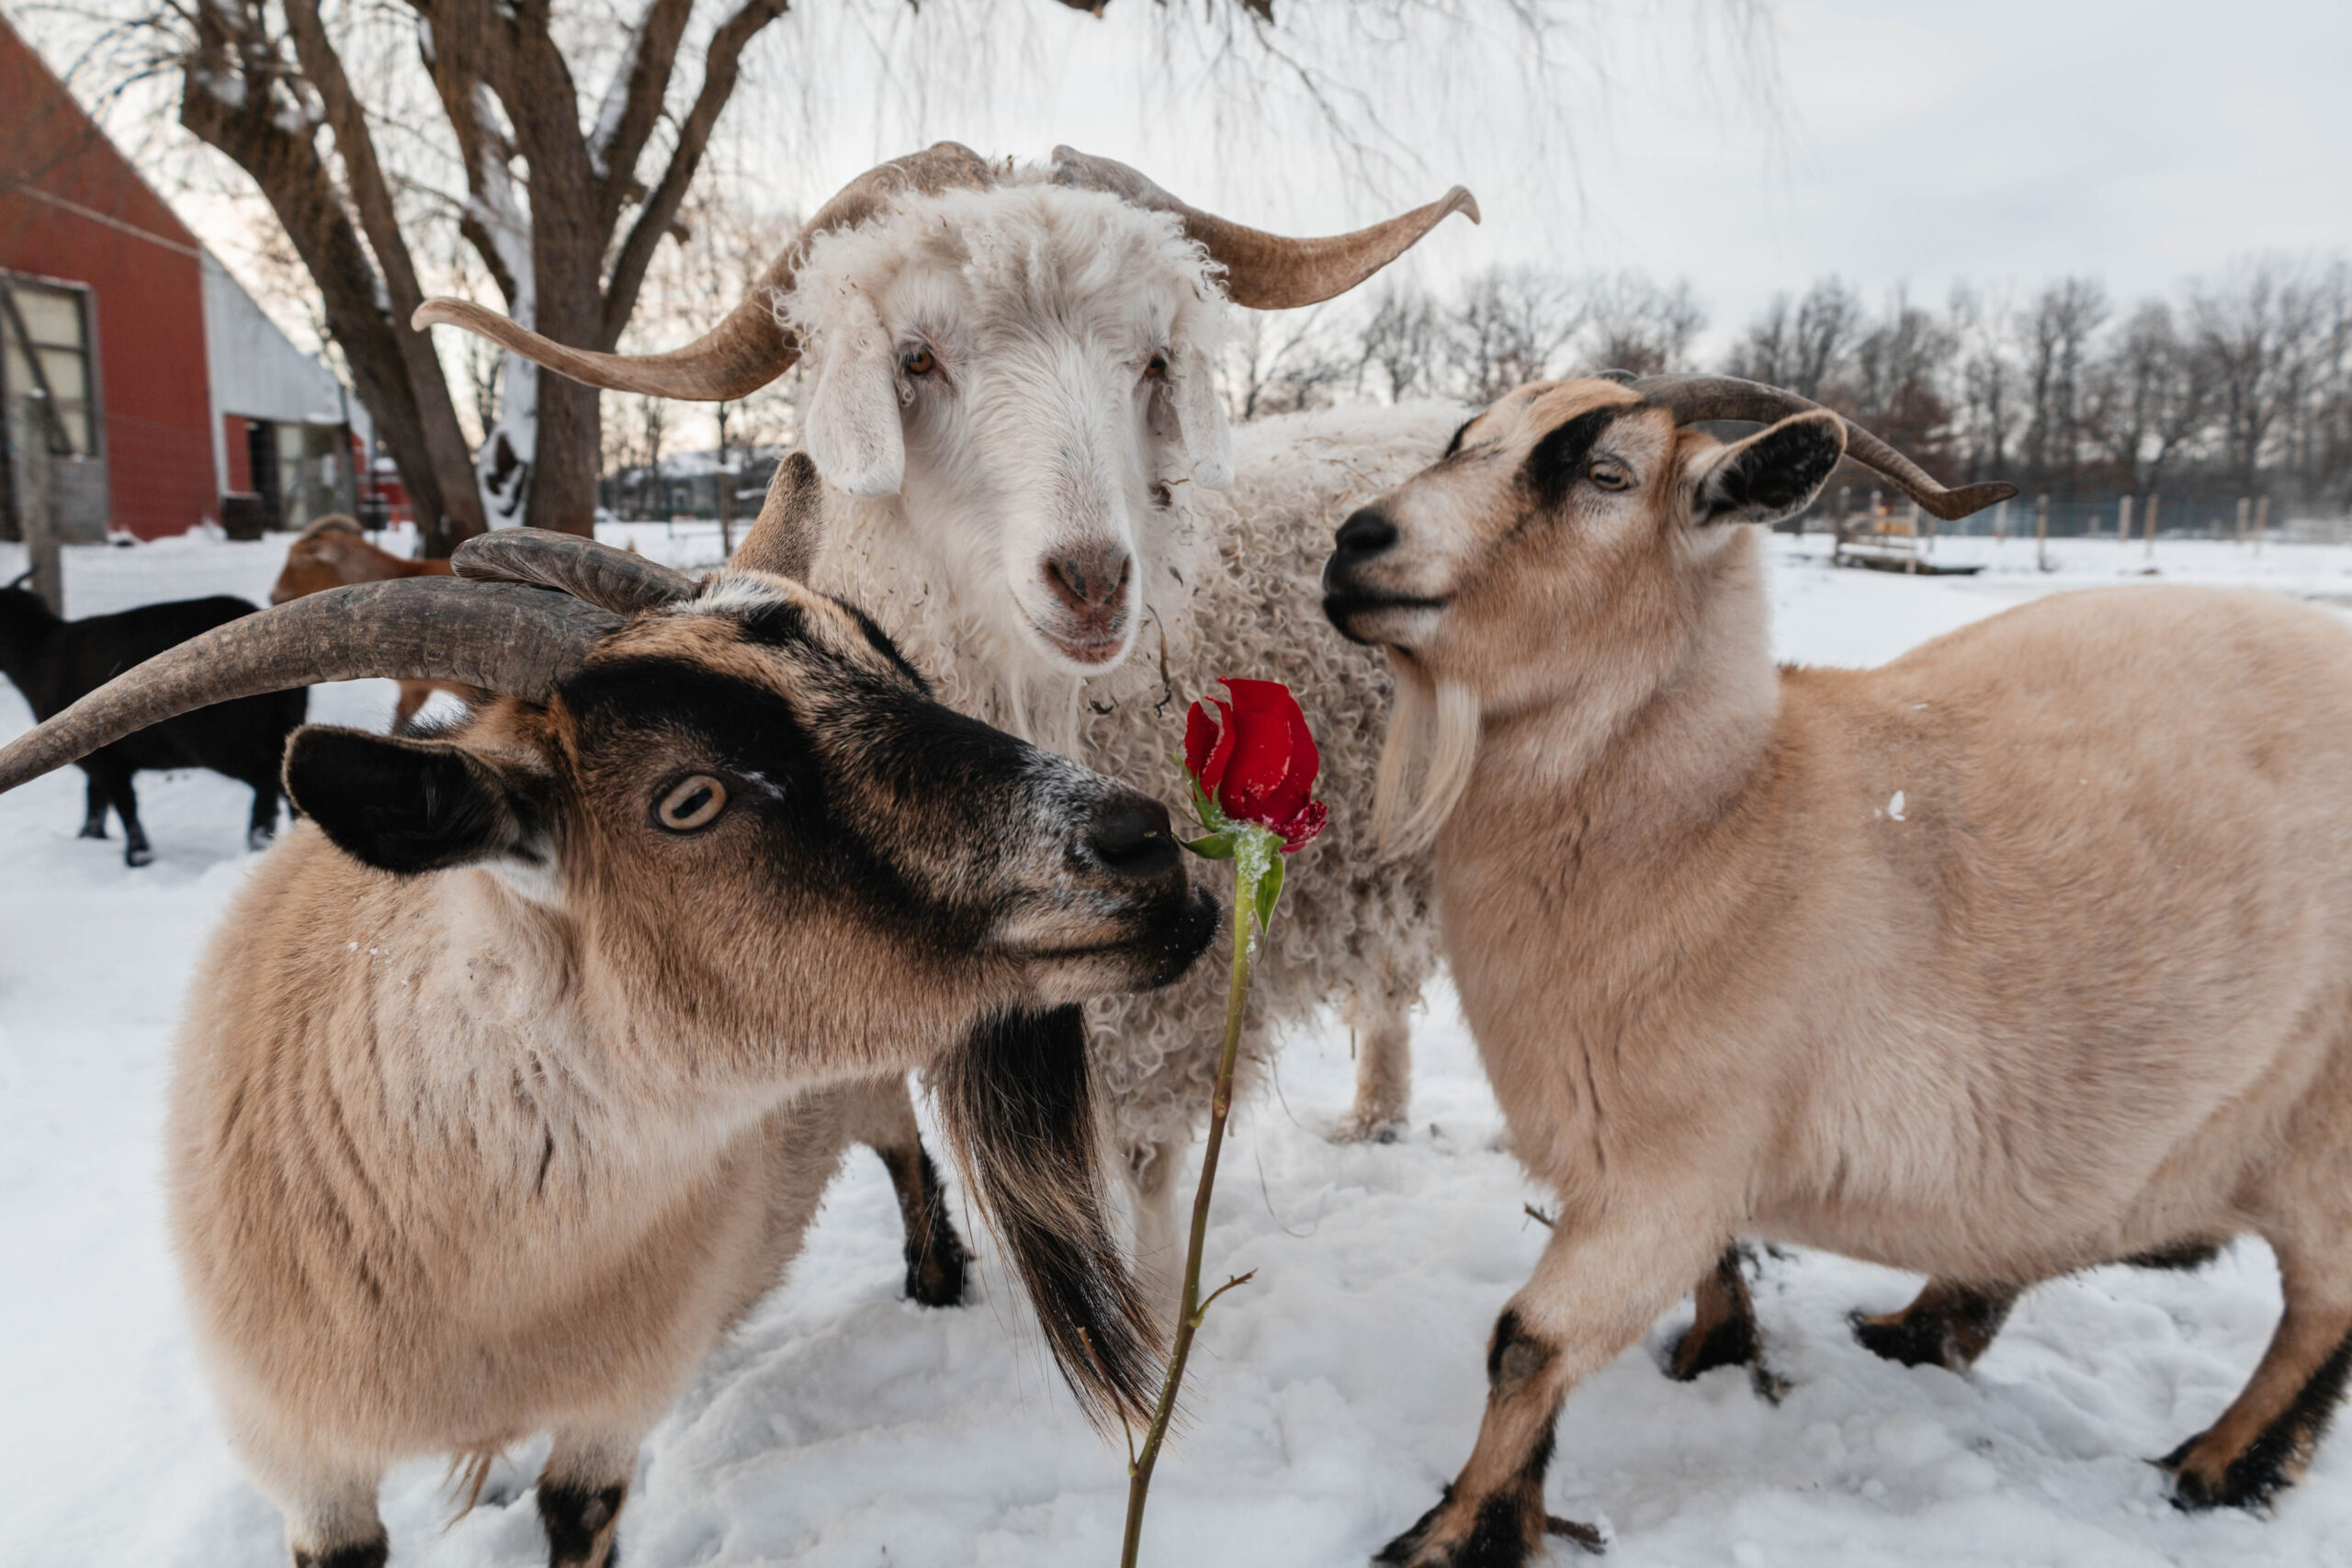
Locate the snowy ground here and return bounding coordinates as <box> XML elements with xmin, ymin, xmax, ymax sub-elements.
<box><xmin>6</xmin><ymin>529</ymin><xmax>2352</xmax><ymax>1567</ymax></box>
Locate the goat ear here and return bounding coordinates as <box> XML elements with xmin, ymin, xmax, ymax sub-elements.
<box><xmin>1689</xmin><ymin>411</ymin><xmax>1846</xmax><ymax>527</ymax></box>
<box><xmin>1170</xmin><ymin>344</ymin><xmax>1233</xmax><ymax>490</ymax></box>
<box><xmin>284</xmin><ymin>726</ymin><xmax>552</xmax><ymax>876</ymax></box>
<box><xmin>802</xmin><ymin>290</ymin><xmax>906</xmax><ymax>499</ymax></box>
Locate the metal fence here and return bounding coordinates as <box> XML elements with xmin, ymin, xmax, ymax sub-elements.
<box><xmin>1797</xmin><ymin>487</ymin><xmax>2350</xmax><ymax>546</ymax></box>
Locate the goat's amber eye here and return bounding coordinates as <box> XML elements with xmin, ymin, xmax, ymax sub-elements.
<box><xmin>653</xmin><ymin>774</ymin><xmax>729</xmax><ymax>833</ymax></box>
<box><xmin>1589</xmin><ymin>461</ymin><xmax>1632</xmax><ymax>491</ymax></box>
<box><xmin>902</xmin><ymin>347</ymin><xmax>937</xmax><ymax>377</ymax></box>
<box><xmin>1144</xmin><ymin>355</ymin><xmax>1169</xmax><ymax>380</ymax></box>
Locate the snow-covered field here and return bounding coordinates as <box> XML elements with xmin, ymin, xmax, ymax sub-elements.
<box><xmin>6</xmin><ymin>529</ymin><xmax>2352</xmax><ymax>1567</ymax></box>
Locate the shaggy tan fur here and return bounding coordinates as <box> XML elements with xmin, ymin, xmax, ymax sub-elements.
<box><xmin>143</xmin><ymin>575</ymin><xmax>1208</xmax><ymax>1566</ymax></box>
<box><xmin>1329</xmin><ymin>377</ymin><xmax>2352</xmax><ymax>1564</ymax></box>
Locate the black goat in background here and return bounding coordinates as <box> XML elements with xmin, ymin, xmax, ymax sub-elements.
<box><xmin>0</xmin><ymin>574</ymin><xmax>305</xmax><ymax>864</ymax></box>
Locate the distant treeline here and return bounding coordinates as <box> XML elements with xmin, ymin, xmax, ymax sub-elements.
<box><xmin>1227</xmin><ymin>255</ymin><xmax>2352</xmax><ymax>511</ymax></box>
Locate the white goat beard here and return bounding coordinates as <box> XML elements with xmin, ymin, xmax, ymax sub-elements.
<box><xmin>1372</xmin><ymin>656</ymin><xmax>1479</xmax><ymax>860</ymax></box>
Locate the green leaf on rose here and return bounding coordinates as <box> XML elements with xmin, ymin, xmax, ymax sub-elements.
<box><xmin>1182</xmin><ymin>829</ymin><xmax>1239</xmax><ymax>860</ymax></box>
<box><xmin>1254</xmin><ymin>852</ymin><xmax>1285</xmax><ymax>931</ymax></box>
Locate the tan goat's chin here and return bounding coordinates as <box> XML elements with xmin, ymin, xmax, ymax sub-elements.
<box><xmin>1373</xmin><ymin>657</ymin><xmax>1480</xmax><ymax>860</ymax></box>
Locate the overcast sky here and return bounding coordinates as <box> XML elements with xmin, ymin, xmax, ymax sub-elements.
<box><xmin>718</xmin><ymin>0</ymin><xmax>2352</xmax><ymax>351</ymax></box>
<box><xmin>28</xmin><ymin>0</ymin><xmax>2346</xmax><ymax>362</ymax></box>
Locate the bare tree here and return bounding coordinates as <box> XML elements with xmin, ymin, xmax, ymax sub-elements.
<box><xmin>1356</xmin><ymin>278</ymin><xmax>1443</xmax><ymax>402</ymax></box>
<box><xmin>1221</xmin><ymin>306</ymin><xmax>1353</xmax><ymax>422</ymax></box>
<box><xmin>1725</xmin><ymin>276</ymin><xmax>1859</xmax><ymax>399</ymax></box>
<box><xmin>2018</xmin><ymin>276</ymin><xmax>2109</xmax><ymax>485</ymax></box>
<box><xmin>1446</xmin><ymin>265</ymin><xmax>1581</xmax><ymax>402</ymax></box>
<box><xmin>76</xmin><ymin>0</ymin><xmax>1614</xmax><ymax>551</ymax></box>
<box><xmin>1575</xmin><ymin>271</ymin><xmax>1704</xmax><ymax>376</ymax></box>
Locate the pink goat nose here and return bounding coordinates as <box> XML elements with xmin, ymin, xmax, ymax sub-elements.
<box><xmin>1045</xmin><ymin>544</ymin><xmax>1133</xmax><ymax>614</ymax></box>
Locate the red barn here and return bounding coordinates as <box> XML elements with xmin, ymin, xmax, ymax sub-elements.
<box><xmin>1</xmin><ymin>15</ymin><xmax>215</xmax><ymax>542</ymax></box>
<box><xmin>1</xmin><ymin>16</ymin><xmax>371</xmax><ymax>549</ymax></box>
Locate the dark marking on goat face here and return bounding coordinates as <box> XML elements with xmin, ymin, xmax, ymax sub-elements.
<box><xmin>1521</xmin><ymin>406</ymin><xmax>1625</xmax><ymax>512</ymax></box>
<box><xmin>291</xmin><ymin>1540</ymin><xmax>389</xmax><ymax>1568</ymax></box>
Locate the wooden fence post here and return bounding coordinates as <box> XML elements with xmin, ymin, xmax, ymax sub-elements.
<box><xmin>2254</xmin><ymin>496</ymin><xmax>2269</xmax><ymax>555</ymax></box>
<box><xmin>2036</xmin><ymin>493</ymin><xmax>2051</xmax><ymax>572</ymax></box>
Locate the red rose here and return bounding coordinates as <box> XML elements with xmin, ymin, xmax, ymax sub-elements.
<box><xmin>1183</xmin><ymin>679</ymin><xmax>1328</xmax><ymax>852</ymax></box>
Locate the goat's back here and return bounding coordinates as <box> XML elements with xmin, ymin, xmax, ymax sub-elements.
<box><xmin>1746</xmin><ymin>586</ymin><xmax>2352</xmax><ymax>1274</ymax></box>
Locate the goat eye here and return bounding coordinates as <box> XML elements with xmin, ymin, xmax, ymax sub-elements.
<box><xmin>653</xmin><ymin>774</ymin><xmax>729</xmax><ymax>833</ymax></box>
<box><xmin>1589</xmin><ymin>461</ymin><xmax>1633</xmax><ymax>492</ymax></box>
<box><xmin>901</xmin><ymin>346</ymin><xmax>937</xmax><ymax>377</ymax></box>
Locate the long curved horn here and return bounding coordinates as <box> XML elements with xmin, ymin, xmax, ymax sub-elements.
<box><xmin>0</xmin><ymin>579</ymin><xmax>620</xmax><ymax>796</ymax></box>
<box><xmin>1632</xmin><ymin>374</ymin><xmax>2018</xmax><ymax>522</ymax></box>
<box><xmin>454</xmin><ymin>528</ymin><xmax>698</xmax><ymax>613</ymax></box>
<box><xmin>412</xmin><ymin>142</ymin><xmax>997</xmax><ymax>401</ymax></box>
<box><xmin>1049</xmin><ymin>146</ymin><xmax>1477</xmax><ymax>311</ymax></box>
<box><xmin>727</xmin><ymin>452</ymin><xmax>825</xmax><ymax>581</ymax></box>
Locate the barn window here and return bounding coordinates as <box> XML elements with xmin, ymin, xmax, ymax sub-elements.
<box><xmin>0</xmin><ymin>276</ymin><xmax>98</xmax><ymax>458</ymax></box>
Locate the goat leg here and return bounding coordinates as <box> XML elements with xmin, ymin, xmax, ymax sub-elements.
<box><xmin>2163</xmin><ymin>1234</ymin><xmax>2352</xmax><ymax>1509</ymax></box>
<box><xmin>537</xmin><ymin>1425</ymin><xmax>643</xmax><ymax>1568</ymax></box>
<box><xmin>1377</xmin><ymin>1200</ymin><xmax>1721</xmax><ymax>1567</ymax></box>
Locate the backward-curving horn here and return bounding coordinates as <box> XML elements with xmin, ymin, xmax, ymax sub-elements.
<box><xmin>1049</xmin><ymin>146</ymin><xmax>1478</xmax><ymax>311</ymax></box>
<box><xmin>1633</xmin><ymin>374</ymin><xmax>2017</xmax><ymax>522</ymax></box>
<box><xmin>0</xmin><ymin>579</ymin><xmax>621</xmax><ymax>797</ymax></box>
<box><xmin>454</xmin><ymin>528</ymin><xmax>698</xmax><ymax>614</ymax></box>
<box><xmin>412</xmin><ymin>142</ymin><xmax>998</xmax><ymax>401</ymax></box>
<box><xmin>727</xmin><ymin>452</ymin><xmax>825</xmax><ymax>581</ymax></box>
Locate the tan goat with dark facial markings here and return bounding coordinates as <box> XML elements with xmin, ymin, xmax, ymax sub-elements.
<box><xmin>0</xmin><ymin>508</ymin><xmax>1216</xmax><ymax>1568</ymax></box>
<box><xmin>1324</xmin><ymin>372</ymin><xmax>2352</xmax><ymax>1564</ymax></box>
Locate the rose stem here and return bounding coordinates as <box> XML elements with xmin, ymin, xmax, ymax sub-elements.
<box><xmin>1118</xmin><ymin>851</ymin><xmax>1263</xmax><ymax>1568</ymax></box>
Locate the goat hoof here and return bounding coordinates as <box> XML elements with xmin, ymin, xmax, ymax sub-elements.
<box><xmin>124</xmin><ymin>844</ymin><xmax>154</xmax><ymax>868</ymax></box>
<box><xmin>2160</xmin><ymin>1433</ymin><xmax>2292</xmax><ymax>1513</ymax></box>
<box><xmin>1668</xmin><ymin>1314</ymin><xmax>1758</xmax><ymax>1382</ymax></box>
<box><xmin>77</xmin><ymin>822</ymin><xmax>107</xmax><ymax>840</ymax></box>
<box><xmin>1849</xmin><ymin>1306</ymin><xmax>1955</xmax><ymax>1370</ymax></box>
<box><xmin>1372</xmin><ymin>1488</ymin><xmax>1587</xmax><ymax>1567</ymax></box>
<box><xmin>1329</xmin><ymin>1112</ymin><xmax>1406</xmax><ymax>1145</ymax></box>
<box><xmin>904</xmin><ymin>1235</ymin><xmax>969</xmax><ymax>1309</ymax></box>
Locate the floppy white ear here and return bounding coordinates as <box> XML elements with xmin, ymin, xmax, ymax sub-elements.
<box><xmin>1170</xmin><ymin>345</ymin><xmax>1233</xmax><ymax>491</ymax></box>
<box><xmin>802</xmin><ymin>290</ymin><xmax>906</xmax><ymax>499</ymax></box>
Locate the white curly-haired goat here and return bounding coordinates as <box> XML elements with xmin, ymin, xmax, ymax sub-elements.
<box><xmin>417</xmin><ymin>142</ymin><xmax>1477</xmax><ymax>1297</ymax></box>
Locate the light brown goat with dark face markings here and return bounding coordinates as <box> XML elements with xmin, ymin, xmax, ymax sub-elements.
<box><xmin>1325</xmin><ymin>374</ymin><xmax>2352</xmax><ymax>1564</ymax></box>
<box><xmin>0</xmin><ymin>499</ymin><xmax>1216</xmax><ymax>1568</ymax></box>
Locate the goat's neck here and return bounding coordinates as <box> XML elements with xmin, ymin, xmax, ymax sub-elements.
<box><xmin>1442</xmin><ymin>530</ymin><xmax>1783</xmax><ymax>939</ymax></box>
<box><xmin>356</xmin><ymin>873</ymin><xmax>798</xmax><ymax>1248</ymax></box>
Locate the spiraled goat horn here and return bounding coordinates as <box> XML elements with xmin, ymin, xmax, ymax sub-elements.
<box><xmin>727</xmin><ymin>452</ymin><xmax>825</xmax><ymax>581</ymax></box>
<box><xmin>0</xmin><ymin>580</ymin><xmax>620</xmax><ymax>797</ymax></box>
<box><xmin>412</xmin><ymin>142</ymin><xmax>997</xmax><ymax>401</ymax></box>
<box><xmin>455</xmin><ymin>528</ymin><xmax>698</xmax><ymax>614</ymax></box>
<box><xmin>1049</xmin><ymin>146</ymin><xmax>1478</xmax><ymax>311</ymax></box>
<box><xmin>1633</xmin><ymin>375</ymin><xmax>2018</xmax><ymax>523</ymax></box>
